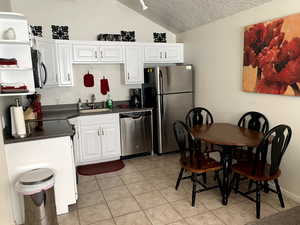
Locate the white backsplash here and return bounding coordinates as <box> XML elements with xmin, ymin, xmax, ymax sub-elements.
<box><xmin>37</xmin><ymin>64</ymin><xmax>141</xmax><ymax>106</ymax></box>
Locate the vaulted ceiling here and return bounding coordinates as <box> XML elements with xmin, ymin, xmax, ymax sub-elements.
<box><xmin>117</xmin><ymin>0</ymin><xmax>272</xmax><ymax>33</ymax></box>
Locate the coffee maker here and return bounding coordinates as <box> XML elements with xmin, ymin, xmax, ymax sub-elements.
<box><xmin>129</xmin><ymin>88</ymin><xmax>142</xmax><ymax>108</ymax></box>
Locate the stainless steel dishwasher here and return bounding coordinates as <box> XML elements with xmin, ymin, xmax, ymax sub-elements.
<box><xmin>120</xmin><ymin>110</ymin><xmax>153</xmax><ymax>156</ymax></box>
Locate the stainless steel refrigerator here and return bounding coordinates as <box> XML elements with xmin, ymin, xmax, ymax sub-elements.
<box><xmin>142</xmin><ymin>65</ymin><xmax>194</xmax><ymax>154</ymax></box>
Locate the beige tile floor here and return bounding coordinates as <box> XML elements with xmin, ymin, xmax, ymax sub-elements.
<box><xmin>58</xmin><ymin>154</ymin><xmax>299</xmax><ymax>225</ymax></box>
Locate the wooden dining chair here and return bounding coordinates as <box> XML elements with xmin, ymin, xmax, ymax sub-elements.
<box><xmin>173</xmin><ymin>121</ymin><xmax>223</xmax><ymax>207</ymax></box>
<box><xmin>186</xmin><ymin>107</ymin><xmax>222</xmax><ymax>183</ymax></box>
<box><xmin>233</xmin><ymin>111</ymin><xmax>269</xmax><ymax>162</ymax></box>
<box><xmin>231</xmin><ymin>124</ymin><xmax>292</xmax><ymax>219</ymax></box>
<box><xmin>185</xmin><ymin>107</ymin><xmax>222</xmax><ymax>156</ymax></box>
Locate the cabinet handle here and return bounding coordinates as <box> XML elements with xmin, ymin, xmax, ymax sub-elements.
<box><xmin>67</xmin><ymin>73</ymin><xmax>70</xmax><ymax>81</ymax></box>
<box><xmin>160</xmin><ymin>52</ymin><xmax>162</xmax><ymax>59</ymax></box>
<box><xmin>100</xmin><ymin>51</ymin><xmax>103</xmax><ymax>58</ymax></box>
<box><xmin>98</xmin><ymin>130</ymin><xmax>100</xmax><ymax>136</ymax></box>
<box><xmin>95</xmin><ymin>51</ymin><xmax>98</xmax><ymax>58</ymax></box>
<box><xmin>165</xmin><ymin>52</ymin><xmax>167</xmax><ymax>59</ymax></box>
<box><xmin>102</xmin><ymin>128</ymin><xmax>104</xmax><ymax>135</ymax></box>
<box><xmin>128</xmin><ymin>73</ymin><xmax>130</xmax><ymax>80</ymax></box>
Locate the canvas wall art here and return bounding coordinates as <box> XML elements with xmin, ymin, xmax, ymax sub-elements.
<box><xmin>243</xmin><ymin>13</ymin><xmax>300</xmax><ymax>96</ymax></box>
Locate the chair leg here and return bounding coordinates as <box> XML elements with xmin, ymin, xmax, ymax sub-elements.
<box><xmin>274</xmin><ymin>179</ymin><xmax>285</xmax><ymax>208</ymax></box>
<box><xmin>256</xmin><ymin>181</ymin><xmax>261</xmax><ymax>219</ymax></box>
<box><xmin>263</xmin><ymin>181</ymin><xmax>269</xmax><ymax>193</ymax></box>
<box><xmin>234</xmin><ymin>174</ymin><xmax>240</xmax><ymax>193</ymax></box>
<box><xmin>175</xmin><ymin>168</ymin><xmax>184</xmax><ymax>190</ymax></box>
<box><xmin>202</xmin><ymin>173</ymin><xmax>207</xmax><ymax>184</ymax></box>
<box><xmin>192</xmin><ymin>173</ymin><xmax>197</xmax><ymax>207</ymax></box>
<box><xmin>248</xmin><ymin>180</ymin><xmax>253</xmax><ymax>191</ymax></box>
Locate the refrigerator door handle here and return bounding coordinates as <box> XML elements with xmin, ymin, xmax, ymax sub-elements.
<box><xmin>159</xmin><ymin>69</ymin><xmax>163</xmax><ymax>94</ymax></box>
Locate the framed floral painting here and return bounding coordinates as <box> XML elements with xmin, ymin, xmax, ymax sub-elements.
<box><xmin>243</xmin><ymin>13</ymin><xmax>300</xmax><ymax>96</ymax></box>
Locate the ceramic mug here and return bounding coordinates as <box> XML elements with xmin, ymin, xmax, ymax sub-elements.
<box><xmin>3</xmin><ymin>27</ymin><xmax>16</xmax><ymax>40</ymax></box>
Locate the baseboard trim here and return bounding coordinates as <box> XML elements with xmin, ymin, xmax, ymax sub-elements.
<box><xmin>269</xmin><ymin>183</ymin><xmax>300</xmax><ymax>203</ymax></box>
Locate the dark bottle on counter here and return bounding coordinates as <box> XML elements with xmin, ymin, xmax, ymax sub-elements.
<box><xmin>33</xmin><ymin>94</ymin><xmax>43</xmax><ymax>131</ymax></box>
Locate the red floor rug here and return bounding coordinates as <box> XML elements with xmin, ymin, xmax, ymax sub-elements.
<box><xmin>77</xmin><ymin>160</ymin><xmax>125</xmax><ymax>176</ymax></box>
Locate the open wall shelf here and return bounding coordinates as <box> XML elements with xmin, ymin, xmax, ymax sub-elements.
<box><xmin>0</xmin><ymin>12</ymin><xmax>35</xmax><ymax>96</ymax></box>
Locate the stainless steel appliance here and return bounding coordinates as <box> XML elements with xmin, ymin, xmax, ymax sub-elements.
<box><xmin>31</xmin><ymin>49</ymin><xmax>47</xmax><ymax>88</ymax></box>
<box><xmin>120</xmin><ymin>111</ymin><xmax>153</xmax><ymax>156</ymax></box>
<box><xmin>142</xmin><ymin>65</ymin><xmax>194</xmax><ymax>154</ymax></box>
<box><xmin>129</xmin><ymin>88</ymin><xmax>142</xmax><ymax>108</ymax></box>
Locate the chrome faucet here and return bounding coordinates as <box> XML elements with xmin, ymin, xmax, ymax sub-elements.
<box><xmin>86</xmin><ymin>94</ymin><xmax>96</xmax><ymax>109</ymax></box>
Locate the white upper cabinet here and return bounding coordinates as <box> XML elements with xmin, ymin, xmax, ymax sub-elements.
<box><xmin>164</xmin><ymin>45</ymin><xmax>183</xmax><ymax>62</ymax></box>
<box><xmin>73</xmin><ymin>45</ymin><xmax>99</xmax><ymax>62</ymax></box>
<box><xmin>99</xmin><ymin>45</ymin><xmax>123</xmax><ymax>63</ymax></box>
<box><xmin>35</xmin><ymin>38</ymin><xmax>74</xmax><ymax>87</ymax></box>
<box><xmin>124</xmin><ymin>46</ymin><xmax>144</xmax><ymax>84</ymax></box>
<box><xmin>144</xmin><ymin>44</ymin><xmax>184</xmax><ymax>63</ymax></box>
<box><xmin>144</xmin><ymin>46</ymin><xmax>162</xmax><ymax>62</ymax></box>
<box><xmin>36</xmin><ymin>39</ymin><xmax>58</xmax><ymax>87</ymax></box>
<box><xmin>36</xmin><ymin>39</ymin><xmax>184</xmax><ymax>87</ymax></box>
<box><xmin>56</xmin><ymin>43</ymin><xmax>73</xmax><ymax>86</ymax></box>
<box><xmin>73</xmin><ymin>44</ymin><xmax>123</xmax><ymax>63</ymax></box>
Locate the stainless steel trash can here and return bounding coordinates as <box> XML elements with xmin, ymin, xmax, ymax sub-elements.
<box><xmin>16</xmin><ymin>168</ymin><xmax>58</xmax><ymax>225</ymax></box>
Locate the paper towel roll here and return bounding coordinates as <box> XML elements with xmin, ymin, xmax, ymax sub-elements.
<box><xmin>12</xmin><ymin>106</ymin><xmax>26</xmax><ymax>138</ymax></box>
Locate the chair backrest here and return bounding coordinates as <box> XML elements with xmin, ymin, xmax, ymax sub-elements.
<box><xmin>185</xmin><ymin>107</ymin><xmax>214</xmax><ymax>128</ymax></box>
<box><xmin>253</xmin><ymin>124</ymin><xmax>292</xmax><ymax>176</ymax></box>
<box><xmin>173</xmin><ymin>121</ymin><xmax>197</xmax><ymax>161</ymax></box>
<box><xmin>238</xmin><ymin>111</ymin><xmax>269</xmax><ymax>133</ymax></box>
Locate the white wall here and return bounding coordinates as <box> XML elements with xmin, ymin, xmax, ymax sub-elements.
<box><xmin>39</xmin><ymin>64</ymin><xmax>136</xmax><ymax>105</ymax></box>
<box><xmin>178</xmin><ymin>0</ymin><xmax>300</xmax><ymax>201</ymax></box>
<box><xmin>0</xmin><ymin>0</ymin><xmax>11</xmax><ymax>12</ymax></box>
<box><xmin>10</xmin><ymin>0</ymin><xmax>176</xmax><ymax>105</ymax></box>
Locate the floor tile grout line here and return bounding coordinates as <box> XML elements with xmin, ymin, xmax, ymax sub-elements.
<box><xmin>97</xmin><ymin>179</ymin><xmax>116</xmax><ymax>225</ymax></box>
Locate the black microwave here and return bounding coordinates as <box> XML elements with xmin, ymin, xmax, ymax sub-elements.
<box><xmin>31</xmin><ymin>48</ymin><xmax>47</xmax><ymax>88</ymax></box>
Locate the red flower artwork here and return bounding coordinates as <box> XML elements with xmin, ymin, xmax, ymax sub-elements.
<box><xmin>243</xmin><ymin>14</ymin><xmax>300</xmax><ymax>96</ymax></box>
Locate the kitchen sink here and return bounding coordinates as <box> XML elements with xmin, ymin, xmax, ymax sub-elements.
<box><xmin>80</xmin><ymin>108</ymin><xmax>112</xmax><ymax>113</ymax></box>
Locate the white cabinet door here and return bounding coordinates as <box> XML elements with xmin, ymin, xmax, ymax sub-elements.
<box><xmin>124</xmin><ymin>46</ymin><xmax>144</xmax><ymax>84</ymax></box>
<box><xmin>36</xmin><ymin>39</ymin><xmax>58</xmax><ymax>87</ymax></box>
<box><xmin>77</xmin><ymin>114</ymin><xmax>121</xmax><ymax>165</ymax></box>
<box><xmin>99</xmin><ymin>45</ymin><xmax>123</xmax><ymax>63</ymax></box>
<box><xmin>144</xmin><ymin>44</ymin><xmax>184</xmax><ymax>63</ymax></box>
<box><xmin>144</xmin><ymin>46</ymin><xmax>163</xmax><ymax>62</ymax></box>
<box><xmin>57</xmin><ymin>43</ymin><xmax>73</xmax><ymax>86</ymax></box>
<box><xmin>100</xmin><ymin>122</ymin><xmax>121</xmax><ymax>158</ymax></box>
<box><xmin>80</xmin><ymin>125</ymin><xmax>102</xmax><ymax>163</ymax></box>
<box><xmin>73</xmin><ymin>45</ymin><xmax>99</xmax><ymax>62</ymax></box>
<box><xmin>164</xmin><ymin>45</ymin><xmax>183</xmax><ymax>62</ymax></box>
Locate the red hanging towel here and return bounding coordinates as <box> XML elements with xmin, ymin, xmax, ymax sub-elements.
<box><xmin>100</xmin><ymin>77</ymin><xmax>110</xmax><ymax>95</ymax></box>
<box><xmin>83</xmin><ymin>72</ymin><xmax>94</xmax><ymax>87</ymax></box>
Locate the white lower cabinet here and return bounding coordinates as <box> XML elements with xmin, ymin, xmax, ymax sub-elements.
<box><xmin>70</xmin><ymin>113</ymin><xmax>121</xmax><ymax>166</ymax></box>
<box><xmin>80</xmin><ymin>124</ymin><xmax>103</xmax><ymax>162</ymax></box>
<box><xmin>5</xmin><ymin>136</ymin><xmax>77</xmax><ymax>225</ymax></box>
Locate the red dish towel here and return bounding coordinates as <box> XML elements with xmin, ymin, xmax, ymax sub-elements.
<box><xmin>83</xmin><ymin>72</ymin><xmax>94</xmax><ymax>87</ymax></box>
<box><xmin>100</xmin><ymin>77</ymin><xmax>110</xmax><ymax>95</ymax></box>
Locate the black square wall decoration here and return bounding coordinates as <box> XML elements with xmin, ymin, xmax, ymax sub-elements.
<box><xmin>30</xmin><ymin>25</ymin><xmax>43</xmax><ymax>37</ymax></box>
<box><xmin>121</xmin><ymin>31</ymin><xmax>135</xmax><ymax>42</ymax></box>
<box><xmin>51</xmin><ymin>25</ymin><xmax>69</xmax><ymax>40</ymax></box>
<box><xmin>153</xmin><ymin>33</ymin><xmax>167</xmax><ymax>43</ymax></box>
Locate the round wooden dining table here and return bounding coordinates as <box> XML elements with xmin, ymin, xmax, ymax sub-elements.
<box><xmin>191</xmin><ymin>123</ymin><xmax>264</xmax><ymax>205</ymax></box>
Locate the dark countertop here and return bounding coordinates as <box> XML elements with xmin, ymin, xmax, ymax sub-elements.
<box><xmin>4</xmin><ymin>120</ymin><xmax>74</xmax><ymax>145</ymax></box>
<box><xmin>4</xmin><ymin>104</ymin><xmax>153</xmax><ymax>145</ymax></box>
<box><xmin>42</xmin><ymin>107</ymin><xmax>153</xmax><ymax>121</ymax></box>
